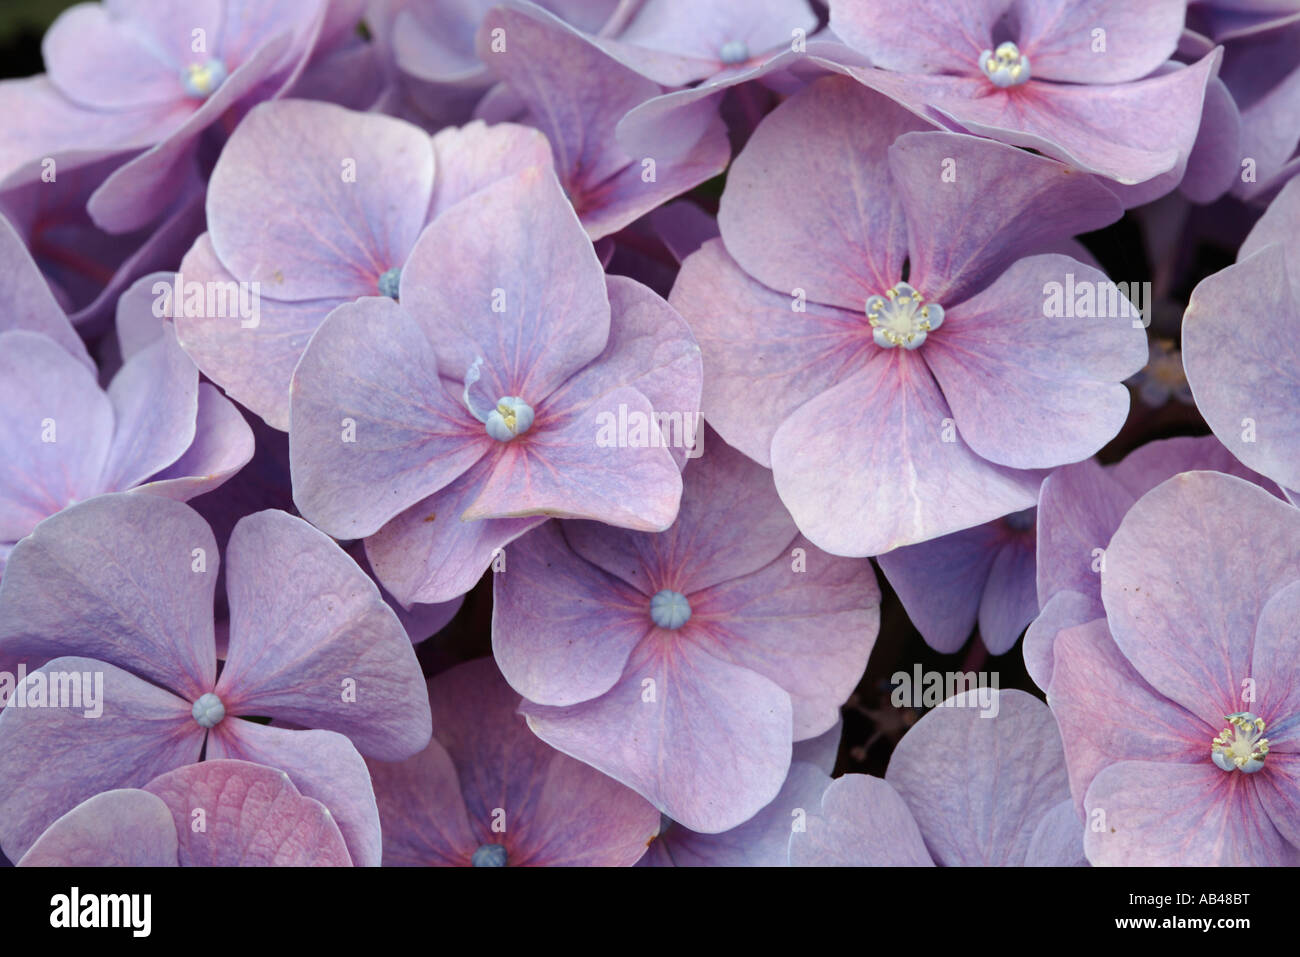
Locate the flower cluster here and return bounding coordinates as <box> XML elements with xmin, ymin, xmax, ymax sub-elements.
<box><xmin>0</xmin><ymin>0</ymin><xmax>1296</xmax><ymax>870</ymax></box>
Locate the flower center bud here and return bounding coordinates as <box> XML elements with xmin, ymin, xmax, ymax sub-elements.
<box><xmin>650</xmin><ymin>589</ymin><xmax>691</xmax><ymax>630</ymax></box>
<box><xmin>979</xmin><ymin>42</ymin><xmax>1030</xmax><ymax>88</ymax></box>
<box><xmin>377</xmin><ymin>267</ymin><xmax>401</xmax><ymax>300</ymax></box>
<box><xmin>719</xmin><ymin>40</ymin><xmax>750</xmax><ymax>65</ymax></box>
<box><xmin>471</xmin><ymin>843</ymin><xmax>508</xmax><ymax>867</ymax></box>
<box><xmin>181</xmin><ymin>58</ymin><xmax>228</xmax><ymax>99</ymax></box>
<box><xmin>1211</xmin><ymin>712</ymin><xmax>1269</xmax><ymax>773</ymax></box>
<box><xmin>461</xmin><ymin>357</ymin><xmax>535</xmax><ymax>442</ymax></box>
<box><xmin>866</xmin><ymin>282</ymin><xmax>944</xmax><ymax>350</ymax></box>
<box><xmin>192</xmin><ymin>692</ymin><xmax>226</xmax><ymax>729</ymax></box>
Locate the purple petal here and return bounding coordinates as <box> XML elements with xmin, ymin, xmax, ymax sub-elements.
<box><xmin>0</xmin><ymin>494</ymin><xmax>217</xmax><ymax>700</ymax></box>
<box><xmin>207</xmin><ymin>720</ymin><xmax>381</xmax><ymax>867</ymax></box>
<box><xmin>139</xmin><ymin>383</ymin><xmax>256</xmax><ymax>501</ymax></box>
<box><xmin>1179</xmin><ymin>75</ymin><xmax>1243</xmax><ymax>203</ymax></box>
<box><xmin>539</xmin><ymin>274</ymin><xmax>702</xmax><ymax>468</ymax></box>
<box><xmin>1083</xmin><ymin>760</ymin><xmax>1300</xmax><ymax>865</ymax></box>
<box><xmin>0</xmin><ymin>331</ymin><xmax>112</xmax><ymax>542</ymax></box>
<box><xmin>925</xmin><ymin>258</ymin><xmax>1144</xmax><ymax>471</ymax></box>
<box><xmin>492</xmin><ymin>522</ymin><xmax>651</xmax><ymax>707</ymax></box>
<box><xmin>1108</xmin><ymin>434</ymin><xmax>1278</xmax><ymax>497</ymax></box>
<box><xmin>794</xmin><ymin>719</ymin><xmax>844</xmax><ymax>774</ymax></box>
<box><xmin>100</xmin><ymin>325</ymin><xmax>199</xmax><ymax>492</ymax></box>
<box><xmin>523</xmin><ymin>638</ymin><xmax>794</xmax><ymax>834</ymax></box>
<box><xmin>1255</xmin><ymin>752</ymin><xmax>1300</xmax><ymax>853</ymax></box>
<box><xmin>1023</xmin><ymin>589</ymin><xmax>1101</xmax><ymax>692</ymax></box>
<box><xmin>1036</xmin><ymin>457</ymin><xmax>1133</xmax><ymax>607</ymax></box>
<box><xmin>610</xmin><ymin>0</ymin><xmax>818</xmax><ymax>83</ymax></box>
<box><xmin>650</xmin><ymin>199</ymin><xmax>719</xmax><ymax>265</ymax></box>
<box><xmin>206</xmin><ymin>99</ymin><xmax>435</xmax><ymax>301</ymax></box>
<box><xmin>464</xmin><ymin>384</ymin><xmax>683</xmax><ymax>531</ymax></box>
<box><xmin>788</xmin><ymin>773</ymin><xmax>933</xmax><ymax>866</ymax></box>
<box><xmin>1102</xmin><ymin>471</ymin><xmax>1300</xmax><ymax>719</ymax></box>
<box><xmin>478</xmin><ymin>4</ymin><xmax>728</xmax><ymax>240</ymax></box>
<box><xmin>1048</xmin><ymin>618</ymin><xmax>1211</xmax><ymax>815</ymax></box>
<box><xmin>143</xmin><ymin>759</ymin><xmax>353</xmax><ymax>866</ymax></box>
<box><xmin>400</xmin><ymin>165</ymin><xmax>610</xmax><ymax>401</ymax></box>
<box><xmin>1183</xmin><ymin>244</ymin><xmax>1300</xmax><ymax>491</ymax></box>
<box><xmin>879</xmin><ymin>522</ymin><xmax>1004</xmax><ymax>654</ymax></box>
<box><xmin>886</xmin><ymin>689</ymin><xmax>1070</xmax><ymax>865</ymax></box>
<box><xmin>427</xmin><ymin>120</ymin><xmax>554</xmax><ymax>222</ymax></box>
<box><xmin>1024</xmin><ymin>797</ymin><xmax>1087</xmax><ymax>866</ymax></box>
<box><xmin>719</xmin><ymin>75</ymin><xmax>923</xmax><ymax>311</ymax></box>
<box><xmin>18</xmin><ymin>790</ymin><xmax>178</xmax><ymax>867</ymax></box>
<box><xmin>978</xmin><ymin>533</ymin><xmax>1039</xmax><ymax>655</ymax></box>
<box><xmin>1013</xmin><ymin>0</ymin><xmax>1185</xmax><ymax>83</ymax></box>
<box><xmin>1250</xmin><ymin>579</ymin><xmax>1300</xmax><ymax>751</ymax></box>
<box><xmin>216</xmin><ymin>510</ymin><xmax>431</xmax><ymax>760</ymax></box>
<box><xmin>889</xmin><ymin>134</ymin><xmax>1125</xmax><ymax>305</ymax></box>
<box><xmin>367</xmin><ymin>734</ymin><xmax>478</xmax><ymax>866</ymax></box>
<box><xmin>770</xmin><ymin>348</ymin><xmax>1041</xmax><ymax>556</ymax></box>
<box><xmin>115</xmin><ymin>271</ymin><xmax>171</xmax><ymax>360</ymax></box>
<box><xmin>42</xmin><ymin>1</ymin><xmax>221</xmax><ymax>109</ymax></box>
<box><xmin>652</xmin><ymin>761</ymin><xmax>831</xmax><ymax>867</ymax></box>
<box><xmin>852</xmin><ymin>52</ymin><xmax>1220</xmax><ymax>187</ymax></box>
<box><xmin>86</xmin><ymin>36</ymin><xmax>295</xmax><ymax>234</ymax></box>
<box><xmin>347</xmin><ymin>543</ymin><xmax>463</xmax><ymax>645</ymax></box>
<box><xmin>1238</xmin><ymin>174</ymin><xmax>1300</xmax><ymax>287</ymax></box>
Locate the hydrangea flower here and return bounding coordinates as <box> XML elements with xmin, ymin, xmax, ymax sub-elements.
<box><xmin>878</xmin><ymin>507</ymin><xmax>1038</xmax><ymax>655</ymax></box>
<box><xmin>0</xmin><ymin>493</ymin><xmax>431</xmax><ymax>865</ymax></box>
<box><xmin>474</xmin><ymin>4</ymin><xmax>731</xmax><ymax>240</ymax></box>
<box><xmin>791</xmin><ymin>690</ymin><xmax>1084</xmax><ymax>866</ymax></box>
<box><xmin>1183</xmin><ymin>175</ymin><xmax>1300</xmax><ymax>494</ymax></box>
<box><xmin>492</xmin><ymin>434</ymin><xmax>879</xmax><ymax>832</ymax></box>
<box><xmin>825</xmin><ymin>0</ymin><xmax>1223</xmax><ymax>193</ymax></box>
<box><xmin>671</xmin><ymin>76</ymin><xmax>1144</xmax><ymax>558</ymax></box>
<box><xmin>368</xmin><ymin>657</ymin><xmax>660</xmax><ymax>866</ymax></box>
<box><xmin>174</xmin><ymin>98</ymin><xmax>550</xmax><ymax>429</ymax></box>
<box><xmin>1028</xmin><ymin>435</ymin><xmax>1276</xmax><ymax>690</ymax></box>
<box><xmin>5</xmin><ymin>0</ymin><xmax>345</xmax><ymax>234</ymax></box>
<box><xmin>289</xmin><ymin>163</ymin><xmax>702</xmax><ymax>605</ymax></box>
<box><xmin>1047</xmin><ymin>471</ymin><xmax>1300</xmax><ymax>864</ymax></box>
<box><xmin>19</xmin><ymin>760</ymin><xmax>353</xmax><ymax>866</ymax></box>
<box><xmin>0</xmin><ymin>240</ymin><xmax>252</xmax><ymax>578</ymax></box>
